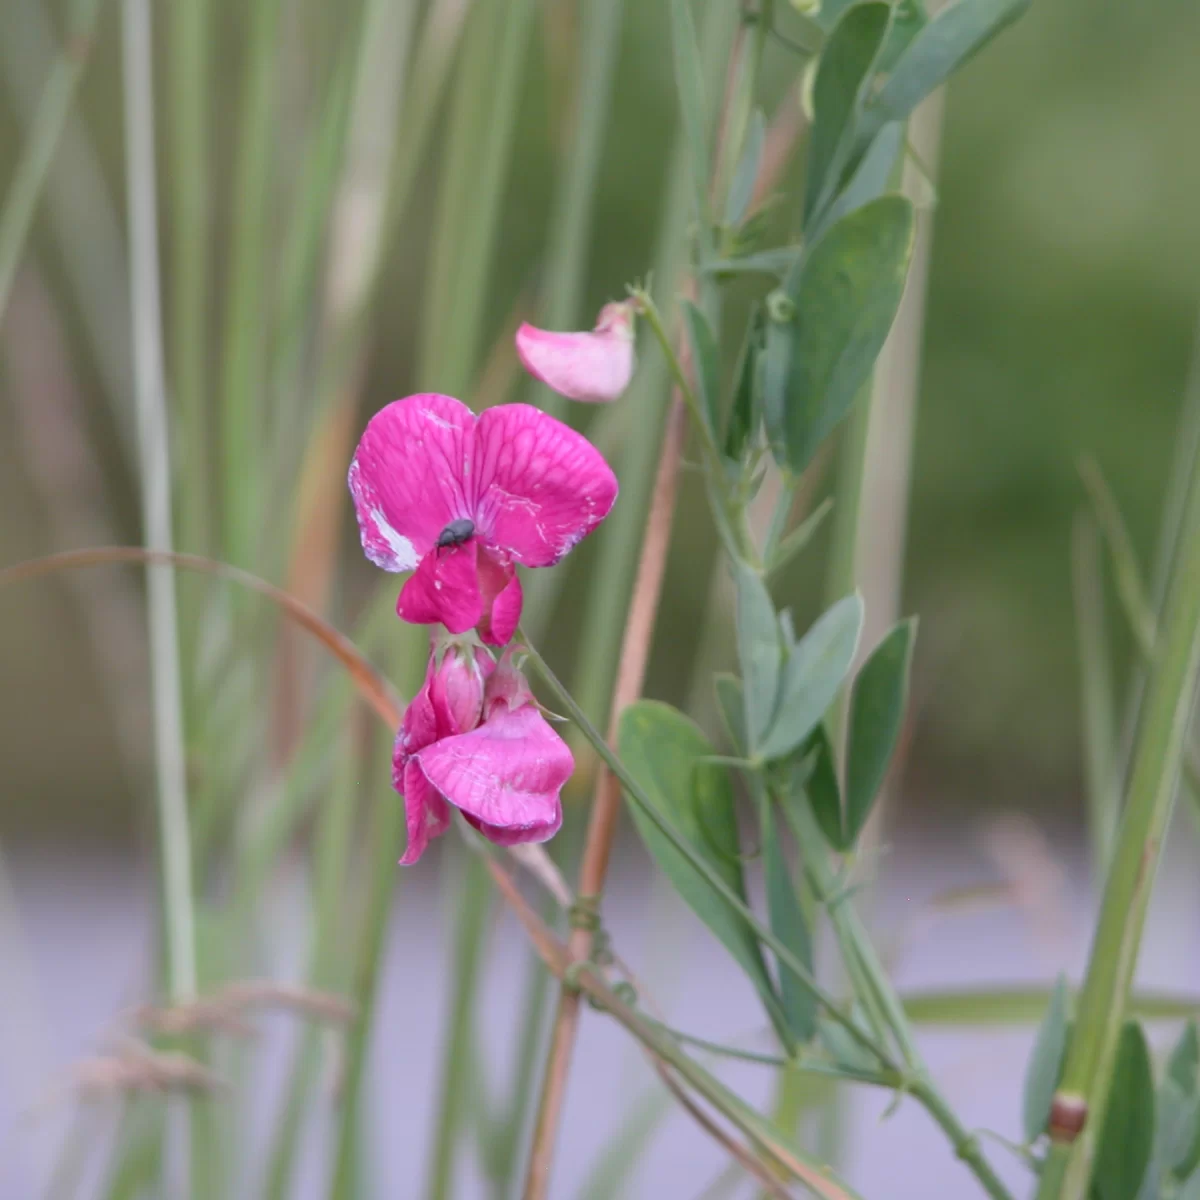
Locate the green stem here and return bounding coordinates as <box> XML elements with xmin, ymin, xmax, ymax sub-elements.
<box><xmin>780</xmin><ymin>795</ymin><xmax>1012</xmax><ymax>1199</ymax></box>
<box><xmin>518</xmin><ymin>627</ymin><xmax>894</xmax><ymax>1070</ymax></box>
<box><xmin>219</xmin><ymin>0</ymin><xmax>283</xmax><ymax>564</ymax></box>
<box><xmin>0</xmin><ymin>0</ymin><xmax>103</xmax><ymax>324</ymax></box>
<box><xmin>329</xmin><ymin>723</ymin><xmax>406</xmax><ymax>1198</ymax></box>
<box><xmin>167</xmin><ymin>0</ymin><xmax>211</xmax><ymax>557</ymax></box>
<box><xmin>529</xmin><ymin>0</ymin><xmax>628</xmax><ymax>421</ymax></box>
<box><xmin>121</xmin><ymin>0</ymin><xmax>196</xmax><ymax>1009</ymax></box>
<box><xmin>262</xmin><ymin>727</ymin><xmax>359</xmax><ymax>1200</ymax></box>
<box><xmin>427</xmin><ymin>854</ymin><xmax>491</xmax><ymax>1200</ymax></box>
<box><xmin>1038</xmin><ymin>445</ymin><xmax>1200</xmax><ymax>1199</ymax></box>
<box><xmin>1071</xmin><ymin>515</ymin><xmax>1119</xmax><ymax>873</ymax></box>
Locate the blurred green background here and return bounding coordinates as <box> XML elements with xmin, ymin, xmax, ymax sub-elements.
<box><xmin>2</xmin><ymin>0</ymin><xmax>1198</xmax><ymax>844</ymax></box>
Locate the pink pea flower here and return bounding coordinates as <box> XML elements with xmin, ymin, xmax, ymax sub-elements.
<box><xmin>349</xmin><ymin>394</ymin><xmax>618</xmax><ymax>645</ymax></box>
<box><xmin>515</xmin><ymin>301</ymin><xmax>636</xmax><ymax>403</ymax></box>
<box><xmin>394</xmin><ymin>646</ymin><xmax>571</xmax><ymax>864</ymax></box>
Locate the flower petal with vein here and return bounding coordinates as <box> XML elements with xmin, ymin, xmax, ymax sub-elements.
<box><xmin>349</xmin><ymin>394</ymin><xmax>618</xmax><ymax>644</ymax></box>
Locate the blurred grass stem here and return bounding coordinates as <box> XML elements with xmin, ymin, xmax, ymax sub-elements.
<box><xmin>0</xmin><ymin>0</ymin><xmax>103</xmax><ymax>324</ymax></box>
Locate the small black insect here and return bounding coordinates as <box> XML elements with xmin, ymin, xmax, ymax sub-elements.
<box><xmin>435</xmin><ymin>517</ymin><xmax>476</xmax><ymax>552</ymax></box>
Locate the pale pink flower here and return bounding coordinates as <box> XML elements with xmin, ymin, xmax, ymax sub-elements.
<box><xmin>394</xmin><ymin>648</ymin><xmax>571</xmax><ymax>864</ymax></box>
<box><xmin>349</xmin><ymin>394</ymin><xmax>618</xmax><ymax>645</ymax></box>
<box><xmin>515</xmin><ymin>301</ymin><xmax>636</xmax><ymax>403</ymax></box>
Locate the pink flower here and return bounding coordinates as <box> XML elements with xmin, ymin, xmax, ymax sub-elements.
<box><xmin>515</xmin><ymin>301</ymin><xmax>636</xmax><ymax>403</ymax></box>
<box><xmin>349</xmin><ymin>394</ymin><xmax>618</xmax><ymax>645</ymax></box>
<box><xmin>394</xmin><ymin>647</ymin><xmax>571</xmax><ymax>864</ymax></box>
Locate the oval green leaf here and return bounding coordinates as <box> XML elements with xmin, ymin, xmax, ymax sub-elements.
<box><xmin>682</xmin><ymin>299</ymin><xmax>721</xmax><ymax>437</ymax></box>
<box><xmin>761</xmin><ymin>799</ymin><xmax>817</xmax><ymax>1042</ymax></box>
<box><xmin>766</xmin><ymin>196</ymin><xmax>915</xmax><ymax>475</ymax></box>
<box><xmin>803</xmin><ymin>1</ymin><xmax>891</xmax><ymax>225</ymax></box>
<box><xmin>844</xmin><ymin>618</ymin><xmax>917</xmax><ymax>843</ymax></box>
<box><xmin>758</xmin><ymin>593</ymin><xmax>864</xmax><ymax>763</ymax></box>
<box><xmin>866</xmin><ymin>0</ymin><xmax>1030</xmax><ymax>129</ymax></box>
<box><xmin>734</xmin><ymin>561</ymin><xmax>783</xmax><ymax>749</ymax></box>
<box><xmin>1092</xmin><ymin>1021</ymin><xmax>1155</xmax><ymax>1200</ymax></box>
<box><xmin>1021</xmin><ymin>974</ymin><xmax>1070</xmax><ymax>1143</ymax></box>
<box><xmin>618</xmin><ymin>700</ymin><xmax>789</xmax><ymax>1040</ymax></box>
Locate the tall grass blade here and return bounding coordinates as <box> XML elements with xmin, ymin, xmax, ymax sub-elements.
<box><xmin>0</xmin><ymin>0</ymin><xmax>104</xmax><ymax>323</ymax></box>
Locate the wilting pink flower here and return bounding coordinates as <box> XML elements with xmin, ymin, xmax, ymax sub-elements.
<box><xmin>394</xmin><ymin>647</ymin><xmax>571</xmax><ymax>864</ymax></box>
<box><xmin>349</xmin><ymin>394</ymin><xmax>618</xmax><ymax>645</ymax></box>
<box><xmin>515</xmin><ymin>301</ymin><xmax>636</xmax><ymax>403</ymax></box>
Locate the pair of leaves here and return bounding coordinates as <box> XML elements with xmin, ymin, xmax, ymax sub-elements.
<box><xmin>617</xmin><ymin>700</ymin><xmax>796</xmax><ymax>1047</ymax></box>
<box><xmin>712</xmin><ymin>675</ymin><xmax>819</xmax><ymax>1046</ymax></box>
<box><xmin>795</xmin><ymin>619</ymin><xmax>918</xmax><ymax>852</ymax></box>
<box><xmin>807</xmin><ymin>0</ymin><xmax>1028</xmax><ymax>222</ymax></box>
<box><xmin>733</xmin><ymin>563</ymin><xmax>864</xmax><ymax>763</ymax></box>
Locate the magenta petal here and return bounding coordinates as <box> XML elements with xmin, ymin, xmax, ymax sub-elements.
<box><xmin>398</xmin><ymin>758</ymin><xmax>451</xmax><ymax>865</ymax></box>
<box><xmin>397</xmin><ymin>541</ymin><xmax>483</xmax><ymax>634</ymax></box>
<box><xmin>348</xmin><ymin>394</ymin><xmax>476</xmax><ymax>572</ymax></box>
<box><xmin>413</xmin><ymin>706</ymin><xmax>572</xmax><ymax>844</ymax></box>
<box><xmin>515</xmin><ymin>304</ymin><xmax>635</xmax><ymax>403</ymax></box>
<box><xmin>473</xmin><ymin>404</ymin><xmax>619</xmax><ymax>567</ymax></box>
<box><xmin>429</xmin><ymin>643</ymin><xmax>493</xmax><ymax>735</ymax></box>
<box><xmin>476</xmin><ymin>551</ymin><xmax>522</xmax><ymax>646</ymax></box>
<box><xmin>396</xmin><ymin>651</ymin><xmax>440</xmax><ymax>755</ymax></box>
<box><xmin>462</xmin><ymin>810</ymin><xmax>562</xmax><ymax>846</ymax></box>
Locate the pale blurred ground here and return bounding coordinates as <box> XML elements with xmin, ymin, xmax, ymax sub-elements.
<box><xmin>2</xmin><ymin>814</ymin><xmax>1197</xmax><ymax>1199</ymax></box>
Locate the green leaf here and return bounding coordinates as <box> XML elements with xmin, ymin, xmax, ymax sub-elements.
<box><xmin>1091</xmin><ymin>1021</ymin><xmax>1155</xmax><ymax>1200</ymax></box>
<box><xmin>706</xmin><ymin>247</ymin><xmax>799</xmax><ymax>279</ymax></box>
<box><xmin>618</xmin><ymin>701</ymin><xmax>789</xmax><ymax>1037</ymax></box>
<box><xmin>801</xmin><ymin>724</ymin><xmax>846</xmax><ymax>849</ymax></box>
<box><xmin>769</xmin><ymin>496</ymin><xmax>835</xmax><ymax>577</ymax></box>
<box><xmin>876</xmin><ymin>0</ymin><xmax>929</xmax><ymax>72</ymax></box>
<box><xmin>866</xmin><ymin>0</ymin><xmax>1030</xmax><ymax>130</ymax></box>
<box><xmin>809</xmin><ymin>121</ymin><xmax>905</xmax><ymax>245</ymax></box>
<box><xmin>1140</xmin><ymin>1079</ymin><xmax>1200</xmax><ymax>1199</ymax></box>
<box><xmin>844</xmin><ymin>618</ymin><xmax>917</xmax><ymax>843</ymax></box>
<box><xmin>1170</xmin><ymin>1022</ymin><xmax>1200</xmax><ymax>1095</ymax></box>
<box><xmin>803</xmin><ymin>1</ymin><xmax>891</xmax><ymax>225</ymax></box>
<box><xmin>667</xmin><ymin>0</ymin><xmax>712</xmax><ymax>237</ymax></box>
<box><xmin>1022</xmin><ymin>975</ymin><xmax>1070</xmax><ymax>1143</ymax></box>
<box><xmin>734</xmin><ymin>561</ymin><xmax>782</xmax><ymax>749</ymax></box>
<box><xmin>765</xmin><ymin>196</ymin><xmax>915</xmax><ymax>475</ymax></box>
<box><xmin>1180</xmin><ymin>1170</ymin><xmax>1200</xmax><ymax>1200</ymax></box>
<box><xmin>726</xmin><ymin>108</ymin><xmax>765</xmax><ymax>227</ymax></box>
<box><xmin>902</xmin><ymin>987</ymin><xmax>1200</xmax><ymax>1027</ymax></box>
<box><xmin>714</xmin><ymin>672</ymin><xmax>748</xmax><ymax>753</ymax></box>
<box><xmin>758</xmin><ymin>594</ymin><xmax>864</xmax><ymax>762</ymax></box>
<box><xmin>761</xmin><ymin>799</ymin><xmax>817</xmax><ymax>1041</ymax></box>
<box><xmin>724</xmin><ymin>305</ymin><xmax>764</xmax><ymax>461</ymax></box>
<box><xmin>682</xmin><ymin>299</ymin><xmax>720</xmax><ymax>436</ymax></box>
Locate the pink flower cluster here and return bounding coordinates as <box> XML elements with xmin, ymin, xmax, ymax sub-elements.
<box><xmin>348</xmin><ymin>304</ymin><xmax>636</xmax><ymax>863</ymax></box>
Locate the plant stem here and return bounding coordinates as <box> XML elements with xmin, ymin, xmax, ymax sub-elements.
<box><xmin>780</xmin><ymin>796</ymin><xmax>1013</xmax><ymax>1200</ymax></box>
<box><xmin>121</xmin><ymin>2</ymin><xmax>197</xmax><ymax>1196</ymax></box>
<box><xmin>167</xmin><ymin>0</ymin><xmax>211</xmax><ymax>557</ymax></box>
<box><xmin>121</xmin><ymin>0</ymin><xmax>196</xmax><ymax>1012</ymax></box>
<box><xmin>219</xmin><ymin>0</ymin><xmax>283</xmax><ymax>564</ymax></box>
<box><xmin>519</xmin><ymin>630</ymin><xmax>894</xmax><ymax>1070</ymax></box>
<box><xmin>1071</xmin><ymin>515</ymin><xmax>1119</xmax><ymax>872</ymax></box>
<box><xmin>1037</xmin><ymin>439</ymin><xmax>1200</xmax><ymax>1199</ymax></box>
<box><xmin>427</xmin><ymin>854</ymin><xmax>491</xmax><ymax>1200</ymax></box>
<box><xmin>0</xmin><ymin>0</ymin><xmax>103</xmax><ymax>324</ymax></box>
<box><xmin>522</xmin><ymin>401</ymin><xmax>688</xmax><ymax>1199</ymax></box>
<box><xmin>329</xmin><ymin>722</ymin><xmax>406</xmax><ymax>1198</ymax></box>
<box><xmin>529</xmin><ymin>0</ymin><xmax>628</xmax><ymax>421</ymax></box>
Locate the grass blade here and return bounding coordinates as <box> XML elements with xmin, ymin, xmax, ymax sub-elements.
<box><xmin>0</xmin><ymin>0</ymin><xmax>104</xmax><ymax>323</ymax></box>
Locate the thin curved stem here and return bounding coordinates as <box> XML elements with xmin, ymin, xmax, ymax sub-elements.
<box><xmin>522</xmin><ymin>399</ymin><xmax>688</xmax><ymax>1198</ymax></box>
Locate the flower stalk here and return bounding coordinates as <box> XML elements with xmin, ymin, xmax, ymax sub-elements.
<box><xmin>1037</xmin><ymin>435</ymin><xmax>1200</xmax><ymax>1197</ymax></box>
